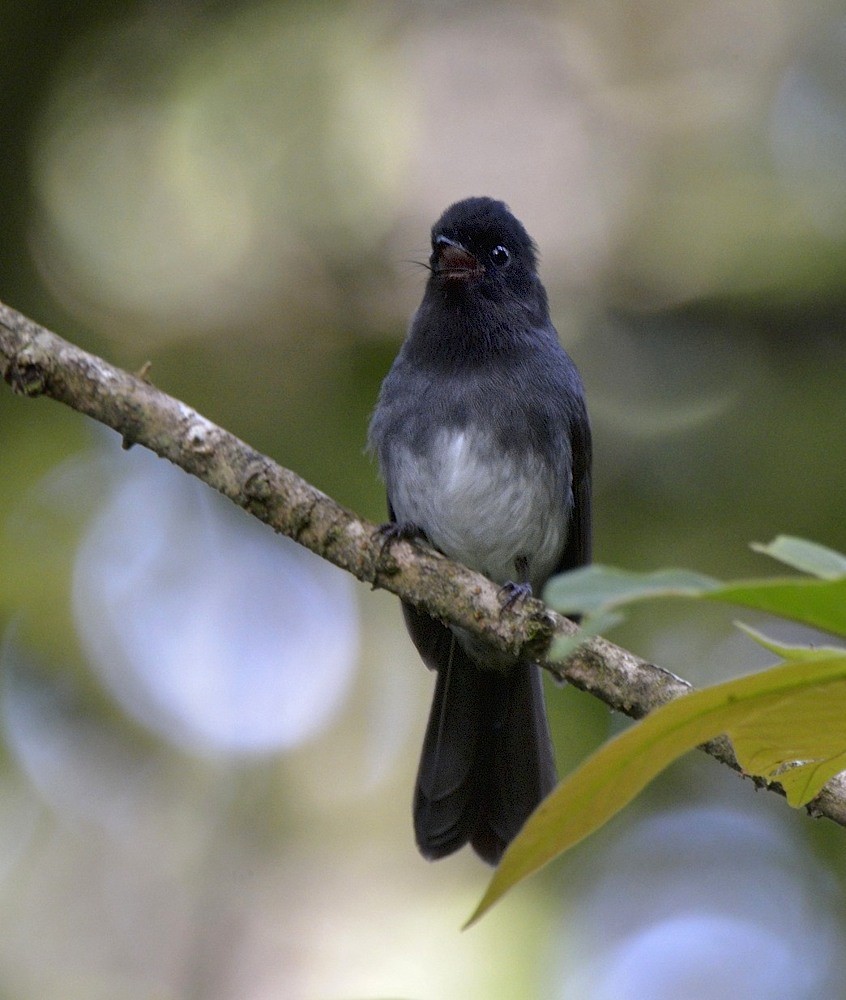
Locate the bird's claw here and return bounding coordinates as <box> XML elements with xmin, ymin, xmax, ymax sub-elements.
<box><xmin>374</xmin><ymin>521</ymin><xmax>427</xmax><ymax>564</ymax></box>
<box><xmin>499</xmin><ymin>580</ymin><xmax>533</xmax><ymax>612</ymax></box>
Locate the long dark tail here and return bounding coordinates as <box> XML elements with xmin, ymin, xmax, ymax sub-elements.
<box><xmin>404</xmin><ymin>604</ymin><xmax>557</xmax><ymax>864</ymax></box>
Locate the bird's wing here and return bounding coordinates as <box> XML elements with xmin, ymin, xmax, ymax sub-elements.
<box><xmin>557</xmin><ymin>405</ymin><xmax>592</xmax><ymax>573</ymax></box>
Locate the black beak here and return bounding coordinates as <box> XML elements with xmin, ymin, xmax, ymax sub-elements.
<box><xmin>432</xmin><ymin>235</ymin><xmax>482</xmax><ymax>278</ymax></box>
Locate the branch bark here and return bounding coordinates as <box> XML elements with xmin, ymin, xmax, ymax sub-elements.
<box><xmin>2</xmin><ymin>298</ymin><xmax>845</xmax><ymax>828</ymax></box>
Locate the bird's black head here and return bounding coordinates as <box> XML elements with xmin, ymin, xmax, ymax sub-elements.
<box><xmin>428</xmin><ymin>197</ymin><xmax>540</xmax><ymax>303</ymax></box>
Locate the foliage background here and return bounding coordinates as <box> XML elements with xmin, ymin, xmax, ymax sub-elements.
<box><xmin>1</xmin><ymin>1</ymin><xmax>846</xmax><ymax>997</ymax></box>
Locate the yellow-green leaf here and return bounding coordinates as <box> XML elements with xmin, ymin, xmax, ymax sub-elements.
<box><xmin>466</xmin><ymin>647</ymin><xmax>846</xmax><ymax>927</ymax></box>
<box><xmin>727</xmin><ymin>641</ymin><xmax>846</xmax><ymax>804</ymax></box>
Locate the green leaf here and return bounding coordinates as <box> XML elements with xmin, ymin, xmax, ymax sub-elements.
<box><xmin>546</xmin><ymin>554</ymin><xmax>846</xmax><ymax>641</ymax></box>
<box><xmin>751</xmin><ymin>535</ymin><xmax>846</xmax><ymax>579</ymax></box>
<box><xmin>466</xmin><ymin>647</ymin><xmax>846</xmax><ymax>927</ymax></box>
<box><xmin>544</xmin><ymin>566</ymin><xmax>719</xmax><ymax>616</ymax></box>
<box><xmin>702</xmin><ymin>577</ymin><xmax>846</xmax><ymax>638</ymax></box>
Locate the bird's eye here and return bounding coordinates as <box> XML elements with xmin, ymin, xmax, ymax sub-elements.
<box><xmin>490</xmin><ymin>245</ymin><xmax>510</xmax><ymax>267</ymax></box>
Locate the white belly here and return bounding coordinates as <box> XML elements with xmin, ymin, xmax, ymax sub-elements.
<box><xmin>388</xmin><ymin>427</ymin><xmax>567</xmax><ymax>590</ymax></box>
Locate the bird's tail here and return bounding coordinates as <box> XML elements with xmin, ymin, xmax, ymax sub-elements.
<box><xmin>413</xmin><ymin>637</ymin><xmax>557</xmax><ymax>865</ymax></box>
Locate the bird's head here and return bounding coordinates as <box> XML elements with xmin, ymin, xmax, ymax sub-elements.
<box><xmin>428</xmin><ymin>197</ymin><xmax>540</xmax><ymax>302</ymax></box>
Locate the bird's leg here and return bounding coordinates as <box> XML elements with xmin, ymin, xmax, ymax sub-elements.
<box><xmin>499</xmin><ymin>555</ymin><xmax>533</xmax><ymax>612</ymax></box>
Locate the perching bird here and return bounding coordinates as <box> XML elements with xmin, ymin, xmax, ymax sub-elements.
<box><xmin>368</xmin><ymin>197</ymin><xmax>592</xmax><ymax>864</ymax></box>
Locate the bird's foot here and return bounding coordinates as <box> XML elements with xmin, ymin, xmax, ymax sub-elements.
<box><xmin>498</xmin><ymin>580</ymin><xmax>533</xmax><ymax>613</ymax></box>
<box><xmin>374</xmin><ymin>520</ymin><xmax>428</xmax><ymax>564</ymax></box>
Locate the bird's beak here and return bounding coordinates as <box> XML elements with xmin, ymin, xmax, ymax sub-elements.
<box><xmin>432</xmin><ymin>235</ymin><xmax>482</xmax><ymax>279</ymax></box>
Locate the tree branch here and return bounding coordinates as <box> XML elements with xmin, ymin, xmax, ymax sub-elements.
<box><xmin>2</xmin><ymin>298</ymin><xmax>845</xmax><ymax>828</ymax></box>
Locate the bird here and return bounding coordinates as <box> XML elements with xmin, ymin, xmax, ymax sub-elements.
<box><xmin>368</xmin><ymin>196</ymin><xmax>592</xmax><ymax>864</ymax></box>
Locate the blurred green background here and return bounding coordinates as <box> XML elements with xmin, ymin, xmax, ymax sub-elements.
<box><xmin>2</xmin><ymin>2</ymin><xmax>846</xmax><ymax>998</ymax></box>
